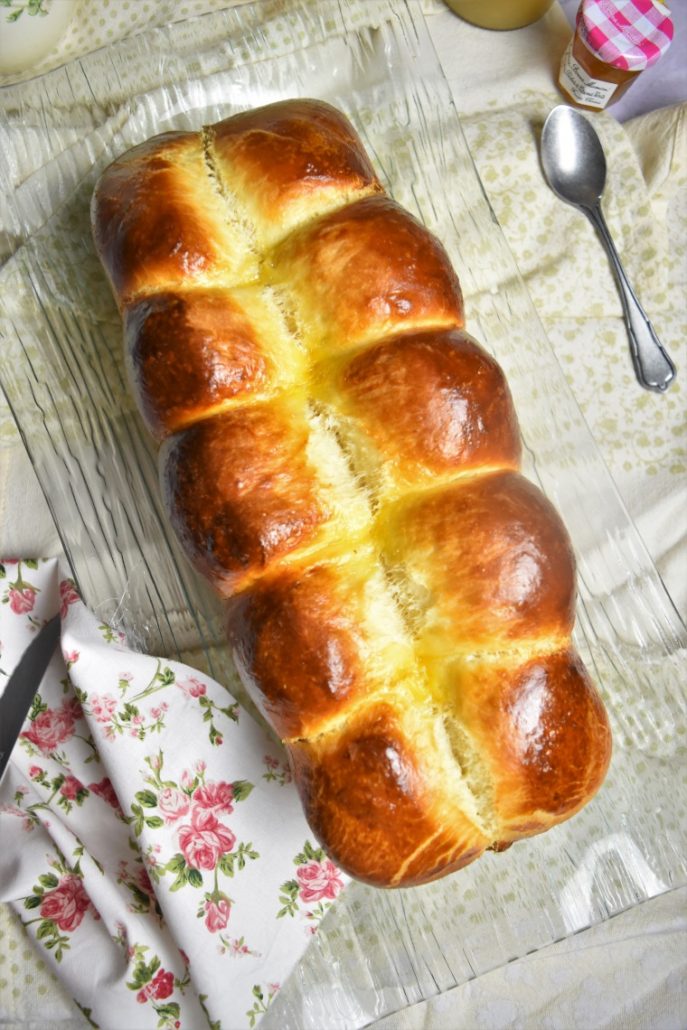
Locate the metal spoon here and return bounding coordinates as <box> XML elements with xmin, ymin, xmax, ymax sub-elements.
<box><xmin>541</xmin><ymin>105</ymin><xmax>676</xmax><ymax>393</ymax></box>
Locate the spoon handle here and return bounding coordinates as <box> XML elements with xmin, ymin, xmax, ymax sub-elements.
<box><xmin>586</xmin><ymin>204</ymin><xmax>676</xmax><ymax>393</ymax></box>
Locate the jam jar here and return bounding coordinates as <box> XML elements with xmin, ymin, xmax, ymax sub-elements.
<box><xmin>558</xmin><ymin>0</ymin><xmax>674</xmax><ymax>111</ymax></box>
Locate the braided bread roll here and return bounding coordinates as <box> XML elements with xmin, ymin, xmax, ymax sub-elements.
<box><xmin>92</xmin><ymin>99</ymin><xmax>611</xmax><ymax>888</ymax></box>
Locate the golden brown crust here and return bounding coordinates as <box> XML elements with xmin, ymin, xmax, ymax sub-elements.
<box><xmin>160</xmin><ymin>403</ymin><xmax>330</xmax><ymax>595</ymax></box>
<box><xmin>333</xmin><ymin>328</ymin><xmax>521</xmax><ymax>480</ymax></box>
<box><xmin>226</xmin><ymin>554</ymin><xmax>416</xmax><ymax>740</ymax></box>
<box><xmin>271</xmin><ymin>195</ymin><xmax>465</xmax><ymax>351</ymax></box>
<box><xmin>210</xmin><ymin>99</ymin><xmax>383</xmax><ymax>242</ymax></box>
<box><xmin>125</xmin><ymin>289</ymin><xmax>271</xmax><ymax>439</ymax></box>
<box><xmin>226</xmin><ymin>563</ymin><xmax>368</xmax><ymax>740</ymax></box>
<box><xmin>445</xmin><ymin>650</ymin><xmax>611</xmax><ymax>836</ymax></box>
<box><xmin>380</xmin><ymin>470</ymin><xmax>578</xmax><ymax>651</ymax></box>
<box><xmin>289</xmin><ymin>704</ymin><xmax>489</xmax><ymax>887</ymax></box>
<box><xmin>92</xmin><ymin>99</ymin><xmax>612</xmax><ymax>889</ymax></box>
<box><xmin>91</xmin><ymin>133</ymin><xmax>256</xmax><ymax>305</ymax></box>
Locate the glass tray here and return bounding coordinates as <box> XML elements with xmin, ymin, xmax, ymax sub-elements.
<box><xmin>1</xmin><ymin>2</ymin><xmax>685</xmax><ymax>1026</ymax></box>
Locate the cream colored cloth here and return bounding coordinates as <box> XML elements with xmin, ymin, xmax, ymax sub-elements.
<box><xmin>368</xmin><ymin>887</ymin><xmax>687</xmax><ymax>1030</ymax></box>
<box><xmin>0</xmin><ymin>0</ymin><xmax>254</xmax><ymax>86</ymax></box>
<box><xmin>0</xmin><ymin>2</ymin><xmax>685</xmax><ymax>1028</ymax></box>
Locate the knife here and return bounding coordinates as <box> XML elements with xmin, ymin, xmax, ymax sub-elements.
<box><xmin>0</xmin><ymin>615</ymin><xmax>61</xmax><ymax>784</ymax></box>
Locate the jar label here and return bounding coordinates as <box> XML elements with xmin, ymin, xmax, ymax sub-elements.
<box><xmin>559</xmin><ymin>41</ymin><xmax>618</xmax><ymax>109</ymax></box>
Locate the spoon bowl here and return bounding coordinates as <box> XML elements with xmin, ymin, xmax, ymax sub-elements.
<box><xmin>541</xmin><ymin>105</ymin><xmax>676</xmax><ymax>393</ymax></box>
<box><xmin>541</xmin><ymin>105</ymin><xmax>607</xmax><ymax>211</ymax></box>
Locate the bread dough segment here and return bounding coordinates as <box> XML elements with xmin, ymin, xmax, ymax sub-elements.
<box><xmin>289</xmin><ymin>700</ymin><xmax>490</xmax><ymax>887</ymax></box>
<box><xmin>441</xmin><ymin>649</ymin><xmax>612</xmax><ymax>839</ymax></box>
<box><xmin>226</xmin><ymin>555</ymin><xmax>415</xmax><ymax>740</ymax></box>
<box><xmin>208</xmin><ymin>98</ymin><xmax>383</xmax><ymax>250</ymax></box>
<box><xmin>270</xmin><ymin>195</ymin><xmax>465</xmax><ymax>355</ymax></box>
<box><xmin>378</xmin><ymin>469</ymin><xmax>578</xmax><ymax>654</ymax></box>
<box><xmin>311</xmin><ymin>327</ymin><xmax>522</xmax><ymax>495</ymax></box>
<box><xmin>124</xmin><ymin>284</ymin><xmax>304</xmax><ymax>438</ymax></box>
<box><xmin>91</xmin><ymin>131</ymin><xmax>258</xmax><ymax>304</ymax></box>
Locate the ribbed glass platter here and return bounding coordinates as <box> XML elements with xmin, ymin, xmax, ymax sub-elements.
<box><xmin>1</xmin><ymin>2</ymin><xmax>685</xmax><ymax>1026</ymax></box>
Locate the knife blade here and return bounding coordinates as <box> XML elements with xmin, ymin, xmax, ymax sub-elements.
<box><xmin>0</xmin><ymin>614</ymin><xmax>61</xmax><ymax>784</ymax></box>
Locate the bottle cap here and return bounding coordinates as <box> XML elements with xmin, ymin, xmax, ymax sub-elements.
<box><xmin>577</xmin><ymin>0</ymin><xmax>674</xmax><ymax>71</ymax></box>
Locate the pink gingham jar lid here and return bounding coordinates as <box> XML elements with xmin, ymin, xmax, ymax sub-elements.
<box><xmin>577</xmin><ymin>0</ymin><xmax>674</xmax><ymax>71</ymax></box>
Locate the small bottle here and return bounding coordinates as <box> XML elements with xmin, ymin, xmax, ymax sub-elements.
<box><xmin>558</xmin><ymin>0</ymin><xmax>674</xmax><ymax>112</ymax></box>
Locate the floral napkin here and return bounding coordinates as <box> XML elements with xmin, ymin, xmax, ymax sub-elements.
<box><xmin>0</xmin><ymin>557</ymin><xmax>346</xmax><ymax>1029</ymax></box>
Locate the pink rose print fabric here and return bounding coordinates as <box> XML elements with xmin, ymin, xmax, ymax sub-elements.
<box><xmin>277</xmin><ymin>842</ymin><xmax>345</xmax><ymax>933</ymax></box>
<box><xmin>179</xmin><ymin>805</ymin><xmax>237</xmax><ymax>871</ymax></box>
<box><xmin>21</xmin><ymin>697</ymin><xmax>81</xmax><ymax>752</ymax></box>
<box><xmin>297</xmin><ymin>859</ymin><xmax>344</xmax><ymax>903</ymax></box>
<box><xmin>0</xmin><ymin>559</ymin><xmax>348</xmax><ymax>1028</ymax></box>
<box><xmin>39</xmin><ymin>874</ymin><xmax>91</xmax><ymax>932</ymax></box>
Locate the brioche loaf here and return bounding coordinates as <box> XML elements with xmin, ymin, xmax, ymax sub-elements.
<box><xmin>92</xmin><ymin>99</ymin><xmax>611</xmax><ymax>887</ymax></box>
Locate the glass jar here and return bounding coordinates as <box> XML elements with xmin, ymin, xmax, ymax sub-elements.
<box><xmin>558</xmin><ymin>0</ymin><xmax>674</xmax><ymax>111</ymax></box>
<box><xmin>443</xmin><ymin>0</ymin><xmax>555</xmax><ymax>31</ymax></box>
